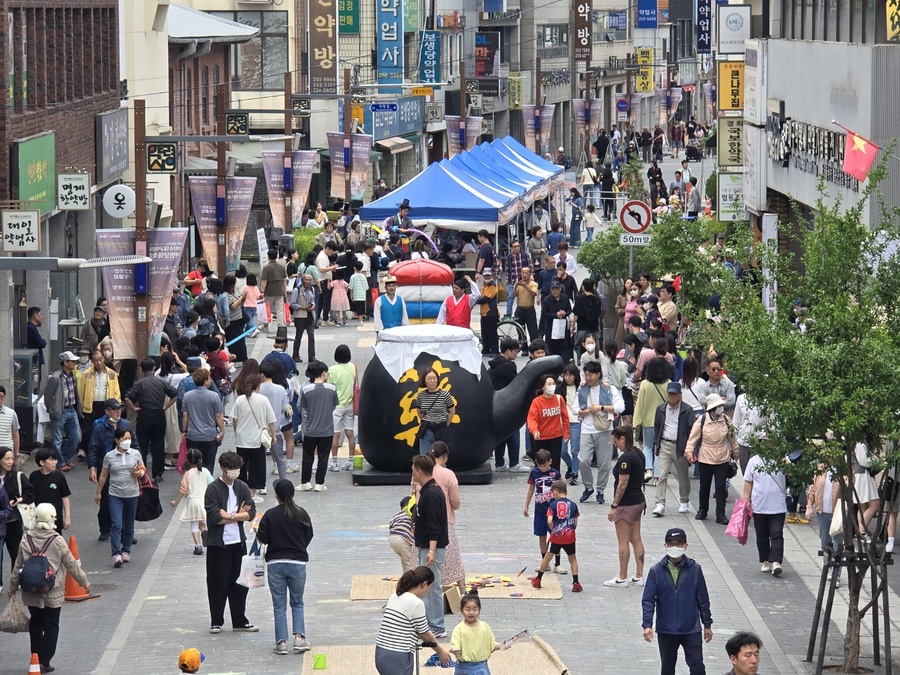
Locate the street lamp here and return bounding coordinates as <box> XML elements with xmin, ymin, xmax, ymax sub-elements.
<box><xmin>0</xmin><ymin>255</ymin><xmax>153</xmax><ymax>271</ymax></box>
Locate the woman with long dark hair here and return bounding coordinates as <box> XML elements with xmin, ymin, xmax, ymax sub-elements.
<box><xmin>526</xmin><ymin>374</ymin><xmax>570</xmax><ymax>471</ymax></box>
<box><xmin>605</xmin><ymin>426</ymin><xmax>646</xmax><ymax>588</ymax></box>
<box><xmin>0</xmin><ymin>446</ymin><xmax>32</xmax><ymax>585</ymax></box>
<box><xmin>633</xmin><ymin>357</ymin><xmax>672</xmax><ymax>479</ymax></box>
<box><xmin>257</xmin><ymin>479</ymin><xmax>314</xmax><ymax>655</ymax></box>
<box><xmin>567</xmin><ymin>187</ymin><xmax>584</xmax><ymax>247</ymax></box>
<box><xmin>375</xmin><ymin>566</ymin><xmax>451</xmax><ymax>674</ymax></box>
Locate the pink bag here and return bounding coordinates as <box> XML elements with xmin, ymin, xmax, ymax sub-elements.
<box><xmin>725</xmin><ymin>498</ymin><xmax>752</xmax><ymax>546</ymax></box>
<box><xmin>176</xmin><ymin>437</ymin><xmax>188</xmax><ymax>475</ymax></box>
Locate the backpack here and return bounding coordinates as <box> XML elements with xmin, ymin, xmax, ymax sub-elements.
<box><xmin>19</xmin><ymin>534</ymin><xmax>58</xmax><ymax>594</ymax></box>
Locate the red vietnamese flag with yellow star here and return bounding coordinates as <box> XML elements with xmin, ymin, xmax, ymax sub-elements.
<box><xmin>842</xmin><ymin>130</ymin><xmax>880</xmax><ymax>182</ymax></box>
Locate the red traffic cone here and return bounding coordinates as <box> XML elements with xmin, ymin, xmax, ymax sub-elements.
<box><xmin>28</xmin><ymin>653</ymin><xmax>41</xmax><ymax>673</ymax></box>
<box><xmin>64</xmin><ymin>535</ymin><xmax>91</xmax><ymax>602</ymax></box>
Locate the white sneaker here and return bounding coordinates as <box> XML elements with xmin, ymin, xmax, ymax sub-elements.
<box><xmin>328</xmin><ymin>459</ymin><xmax>340</xmax><ymax>472</ymax></box>
<box><xmin>313</xmin><ymin>484</ymin><xmax>328</xmax><ymax>492</ymax></box>
<box><xmin>771</xmin><ymin>562</ymin><xmax>783</xmax><ymax>576</ymax></box>
<box><xmin>603</xmin><ymin>577</ymin><xmax>630</xmax><ymax>588</ymax></box>
<box><xmin>286</xmin><ymin>463</ymin><xmax>299</xmax><ymax>474</ymax></box>
<box><xmin>509</xmin><ymin>464</ymin><xmax>530</xmax><ymax>473</ymax></box>
<box><xmin>886</xmin><ymin>538</ymin><xmax>895</xmax><ymax>553</ymax></box>
<box><xmin>678</xmin><ymin>502</ymin><xmax>690</xmax><ymax>514</ymax></box>
<box><xmin>494</xmin><ymin>464</ymin><xmax>508</xmax><ymax>472</ymax></box>
<box><xmin>630</xmin><ymin>576</ymin><xmax>645</xmax><ymax>587</ymax></box>
<box><xmin>342</xmin><ymin>459</ymin><xmax>354</xmax><ymax>471</ymax></box>
<box><xmin>760</xmin><ymin>562</ymin><xmax>771</xmax><ymax>573</ymax></box>
<box><xmin>271</xmin><ymin>466</ymin><xmax>279</xmax><ymax>475</ymax></box>
<box><xmin>299</xmin><ymin>482</ymin><xmax>313</xmax><ymax>491</ymax></box>
<box><xmin>257</xmin><ymin>487</ymin><xmax>267</xmax><ymax>495</ymax></box>
<box><xmin>552</xmin><ymin>565</ymin><xmax>568</xmax><ymax>575</ymax></box>
<box><xmin>652</xmin><ymin>503</ymin><xmax>666</xmax><ymax>517</ymax></box>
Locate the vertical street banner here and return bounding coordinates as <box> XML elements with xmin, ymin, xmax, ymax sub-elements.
<box><xmin>637</xmin><ymin>0</ymin><xmax>658</xmax><ymax>28</ymax></box>
<box><xmin>636</xmin><ymin>47</ymin><xmax>653</xmax><ymax>92</ymax></box>
<box><xmin>465</xmin><ymin>117</ymin><xmax>484</xmax><ymax>151</ymax></box>
<box><xmin>703</xmin><ymin>82</ymin><xmax>715</xmax><ymax>117</ymax></box>
<box><xmin>574</xmin><ymin>0</ymin><xmax>592</xmax><ymax>61</ymax></box>
<box><xmin>697</xmin><ymin>0</ymin><xmax>712</xmax><ymax>54</ymax></box>
<box><xmin>290</xmin><ymin>151</ymin><xmax>317</xmax><ymax>227</ymax></box>
<box><xmin>508</xmin><ymin>72</ymin><xmax>523</xmax><ymax>110</ymax></box>
<box><xmin>338</xmin><ymin>0</ymin><xmax>359</xmax><ymax>33</ymax></box>
<box><xmin>350</xmin><ymin>134</ymin><xmax>372</xmax><ymax>201</ymax></box>
<box><xmin>589</xmin><ymin>98</ymin><xmax>603</xmax><ymax>136</ymax></box>
<box><xmin>717</xmin><ymin>62</ymin><xmax>744</xmax><ymax>112</ymax></box>
<box><xmin>96</xmin><ymin>228</ymin><xmax>188</xmax><ymax>359</ymax></box>
<box><xmin>404</xmin><ymin>0</ymin><xmax>418</xmax><ymax>38</ymax></box>
<box><xmin>474</xmin><ymin>32</ymin><xmax>501</xmax><ymax>78</ymax></box>
<box><xmin>147</xmin><ymin>229</ymin><xmax>190</xmax><ymax>356</ymax></box>
<box><xmin>188</xmin><ymin>176</ymin><xmax>257</xmax><ymax>274</ymax></box>
<box><xmin>629</xmin><ymin>94</ymin><xmax>642</xmax><ymax>125</ymax></box>
<box><xmin>376</xmin><ymin>0</ymin><xmax>404</xmax><ymax>93</ymax></box>
<box><xmin>309</xmin><ymin>0</ymin><xmax>339</xmax><ymax>93</ymax></box>
<box><xmin>446</xmin><ymin>116</ymin><xmax>461</xmax><ymax>157</ymax></box>
<box><xmin>420</xmin><ymin>31</ymin><xmax>441</xmax><ymax>84</ymax></box>
<box><xmin>262</xmin><ymin>151</ymin><xmax>287</xmax><ymax>232</ymax></box>
<box><xmin>327</xmin><ymin>132</ymin><xmax>348</xmax><ymax>199</ymax></box>
<box><xmin>574</xmin><ymin>99</ymin><xmax>587</xmax><ymax>137</ymax></box>
<box><xmin>718</xmin><ymin>117</ymin><xmax>744</xmax><ymax>169</ymax></box>
<box><xmin>539</xmin><ymin>104</ymin><xmax>555</xmax><ymax>156</ymax></box>
<box><xmin>522</xmin><ymin>106</ymin><xmax>537</xmax><ymax>153</ymax></box>
<box><xmin>655</xmin><ymin>88</ymin><xmax>669</xmax><ymax>126</ymax></box>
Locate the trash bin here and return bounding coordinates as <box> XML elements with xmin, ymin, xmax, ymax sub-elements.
<box><xmin>278</xmin><ymin>233</ymin><xmax>294</xmax><ymax>251</ymax></box>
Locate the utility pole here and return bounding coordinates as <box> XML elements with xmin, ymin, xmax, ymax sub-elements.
<box><xmin>584</xmin><ymin>65</ymin><xmax>592</xmax><ymax>165</ymax></box>
<box><xmin>534</xmin><ymin>57</ymin><xmax>542</xmax><ymax>153</ymax></box>
<box><xmin>216</xmin><ymin>84</ymin><xmax>227</xmax><ymax>278</ymax></box>
<box><xmin>343</xmin><ymin>68</ymin><xmax>352</xmax><ymax>203</ymax></box>
<box><xmin>134</xmin><ymin>100</ymin><xmax>149</xmax><ymax>360</ymax></box>
<box><xmin>284</xmin><ymin>72</ymin><xmax>293</xmax><ymax>226</ymax></box>
<box><xmin>459</xmin><ymin>59</ymin><xmax>467</xmax><ymax>153</ymax></box>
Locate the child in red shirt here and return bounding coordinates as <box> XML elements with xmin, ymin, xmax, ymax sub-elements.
<box><xmin>532</xmin><ymin>480</ymin><xmax>582</xmax><ymax>592</ymax></box>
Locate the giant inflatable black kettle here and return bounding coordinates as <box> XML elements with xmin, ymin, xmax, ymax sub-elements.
<box><xmin>358</xmin><ymin>325</ymin><xmax>565</xmax><ymax>472</ymax></box>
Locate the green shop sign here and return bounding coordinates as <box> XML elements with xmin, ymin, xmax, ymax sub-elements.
<box><xmin>338</xmin><ymin>0</ymin><xmax>359</xmax><ymax>33</ymax></box>
<box><xmin>12</xmin><ymin>132</ymin><xmax>56</xmax><ymax>217</ymax></box>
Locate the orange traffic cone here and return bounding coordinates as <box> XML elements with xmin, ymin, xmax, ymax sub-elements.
<box><xmin>64</xmin><ymin>535</ymin><xmax>91</xmax><ymax>602</ymax></box>
<box><xmin>28</xmin><ymin>653</ymin><xmax>41</xmax><ymax>673</ymax></box>
<box><xmin>704</xmin><ymin>196</ymin><xmax>712</xmax><ymax>217</ymax></box>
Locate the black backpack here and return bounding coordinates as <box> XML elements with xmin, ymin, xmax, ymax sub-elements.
<box><xmin>19</xmin><ymin>534</ymin><xmax>58</xmax><ymax>594</ymax></box>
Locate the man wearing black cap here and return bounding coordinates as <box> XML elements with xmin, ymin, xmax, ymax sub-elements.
<box><xmin>385</xmin><ymin>199</ymin><xmax>413</xmax><ymax>232</ymax></box>
<box><xmin>641</xmin><ymin>527</ymin><xmax>713</xmax><ymax>675</ymax></box>
<box><xmin>436</xmin><ymin>276</ymin><xmax>480</xmax><ymax>329</ymax></box>
<box><xmin>541</xmin><ymin>281</ymin><xmax>573</xmax><ymax>360</ymax></box>
<box><xmin>87</xmin><ymin>398</ymin><xmax>139</xmax><ymax>541</ymax></box>
<box><xmin>651</xmin><ymin>383</ymin><xmax>695</xmax><ymax>517</ymax></box>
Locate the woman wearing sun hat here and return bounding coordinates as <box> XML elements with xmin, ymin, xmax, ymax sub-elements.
<box><xmin>685</xmin><ymin>394</ymin><xmax>738</xmax><ymax>524</ymax></box>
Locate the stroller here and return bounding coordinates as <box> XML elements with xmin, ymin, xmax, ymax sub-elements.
<box><xmin>685</xmin><ymin>137</ymin><xmax>703</xmax><ymax>162</ymax></box>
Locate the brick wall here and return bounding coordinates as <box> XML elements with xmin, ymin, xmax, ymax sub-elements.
<box><xmin>0</xmin><ymin>0</ymin><xmax>119</xmax><ymax>200</ymax></box>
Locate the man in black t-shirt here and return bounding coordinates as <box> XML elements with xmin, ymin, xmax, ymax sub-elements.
<box><xmin>29</xmin><ymin>446</ymin><xmax>72</xmax><ymax>534</ymax></box>
<box><xmin>475</xmin><ymin>229</ymin><xmax>494</xmax><ymax>277</ymax></box>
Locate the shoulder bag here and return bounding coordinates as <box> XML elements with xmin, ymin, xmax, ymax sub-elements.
<box><xmin>136</xmin><ymin>472</ymin><xmax>163</xmax><ymax>521</ymax></box>
<box><xmin>16</xmin><ymin>473</ymin><xmax>37</xmax><ymax>530</ymax></box>
<box><xmin>246</xmin><ymin>395</ymin><xmax>273</xmax><ymax>449</ymax></box>
<box><xmin>589</xmin><ymin>388</ymin><xmax>612</xmax><ymax>431</ymax></box>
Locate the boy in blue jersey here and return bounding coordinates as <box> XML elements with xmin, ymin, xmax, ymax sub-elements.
<box><xmin>532</xmin><ymin>479</ymin><xmax>582</xmax><ymax>592</ymax></box>
<box><xmin>523</xmin><ymin>449</ymin><xmax>565</xmax><ymax>574</ymax></box>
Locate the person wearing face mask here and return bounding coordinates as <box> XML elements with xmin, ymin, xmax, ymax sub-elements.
<box><xmin>95</xmin><ymin>427</ymin><xmax>144</xmax><ymax>567</ymax></box>
<box><xmin>75</xmin><ymin>346</ymin><xmax>93</xmax><ymax>375</ymax></box>
<box><xmin>88</xmin><ymin>398</ymin><xmax>139</xmax><ymax>542</ymax></box>
<box><xmin>204</xmin><ymin>451</ymin><xmax>258</xmax><ymax>635</ymax></box>
<box><xmin>526</xmin><ymin>374</ymin><xmax>570</xmax><ymax>471</ymax></box>
<box><xmin>641</xmin><ymin>527</ymin><xmax>713</xmax><ymax>675</ymax></box>
<box><xmin>685</xmin><ymin>394</ymin><xmax>739</xmax><ymax>524</ymax></box>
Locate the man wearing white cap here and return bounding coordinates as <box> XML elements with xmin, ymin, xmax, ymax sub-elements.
<box><xmin>373</xmin><ymin>276</ymin><xmax>409</xmax><ymax>334</ymax></box>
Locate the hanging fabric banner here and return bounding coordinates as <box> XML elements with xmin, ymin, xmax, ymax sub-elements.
<box><xmin>574</xmin><ymin>99</ymin><xmax>587</xmax><ymax>137</ymax></box>
<box><xmin>522</xmin><ymin>105</ymin><xmax>536</xmax><ymax>153</ymax></box>
<box><xmin>262</xmin><ymin>152</ymin><xmax>287</xmax><ymax>233</ymax></box>
<box><xmin>188</xmin><ymin>176</ymin><xmax>257</xmax><ymax>274</ymax></box>
<box><xmin>589</xmin><ymin>98</ymin><xmax>603</xmax><ymax>136</ymax></box>
<box><xmin>446</xmin><ymin>116</ymin><xmax>461</xmax><ymax>157</ymax></box>
<box><xmin>465</xmin><ymin>117</ymin><xmax>484</xmax><ymax>151</ymax></box>
<box><xmin>539</xmin><ymin>104</ymin><xmax>555</xmax><ymax>156</ymax></box>
<box><xmin>350</xmin><ymin>134</ymin><xmax>372</xmax><ymax>201</ymax></box>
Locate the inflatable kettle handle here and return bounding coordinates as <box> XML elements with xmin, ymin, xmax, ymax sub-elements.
<box><xmin>492</xmin><ymin>355</ymin><xmax>566</xmax><ymax>443</ymax></box>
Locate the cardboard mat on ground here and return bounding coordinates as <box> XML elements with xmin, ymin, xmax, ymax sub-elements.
<box><xmin>299</xmin><ymin>635</ymin><xmax>568</xmax><ymax>675</ymax></box>
<box><xmin>350</xmin><ymin>573</ymin><xmax>563</xmax><ymax>601</ymax></box>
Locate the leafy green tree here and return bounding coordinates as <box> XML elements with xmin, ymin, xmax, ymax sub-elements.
<box><xmin>712</xmin><ymin>166</ymin><xmax>900</xmax><ymax>673</ymax></box>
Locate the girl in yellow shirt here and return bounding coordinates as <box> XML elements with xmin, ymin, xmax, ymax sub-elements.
<box><xmin>449</xmin><ymin>591</ymin><xmax>506</xmax><ymax>674</ymax></box>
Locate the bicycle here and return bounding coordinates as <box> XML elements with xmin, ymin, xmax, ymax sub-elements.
<box><xmin>472</xmin><ymin>314</ymin><xmax>528</xmax><ymax>354</ymax></box>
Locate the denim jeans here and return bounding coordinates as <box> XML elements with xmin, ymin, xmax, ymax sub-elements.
<box><xmin>641</xmin><ymin>425</ymin><xmax>658</xmax><ymax>476</ymax></box>
<box><xmin>267</xmin><ymin>561</ymin><xmax>307</xmax><ymax>642</ymax></box>
<box><xmin>418</xmin><ymin>547</ymin><xmax>446</xmax><ymax>632</ymax></box>
<box><xmin>51</xmin><ymin>408</ymin><xmax>81</xmax><ymax>464</ymax></box>
<box><xmin>494</xmin><ymin>431</ymin><xmax>520</xmax><ymax>468</ymax></box>
<box><xmin>506</xmin><ymin>292</ymin><xmax>516</xmax><ymax>316</ymax></box>
<box><xmin>108</xmin><ymin>495</ymin><xmax>138</xmax><ymax>556</ymax></box>
<box><xmin>561</xmin><ymin>422</ymin><xmax>581</xmax><ymax>475</ymax></box>
<box><xmin>418</xmin><ymin>426</ymin><xmax>444</xmax><ymax>455</ymax></box>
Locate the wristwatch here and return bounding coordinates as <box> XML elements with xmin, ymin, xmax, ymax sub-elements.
<box><xmin>610</xmin><ymin>504</ymin><xmax>618</xmax><ymax>509</ymax></box>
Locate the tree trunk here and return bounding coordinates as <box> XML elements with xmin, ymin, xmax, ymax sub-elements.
<box><xmin>843</xmin><ymin>563</ymin><xmax>862</xmax><ymax>672</ymax></box>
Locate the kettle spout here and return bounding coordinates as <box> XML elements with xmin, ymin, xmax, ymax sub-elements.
<box><xmin>492</xmin><ymin>355</ymin><xmax>565</xmax><ymax>443</ymax></box>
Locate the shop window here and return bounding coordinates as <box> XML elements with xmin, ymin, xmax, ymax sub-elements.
<box><xmin>538</xmin><ymin>25</ymin><xmax>568</xmax><ymax>59</ymax></box>
<box><xmin>210</xmin><ymin>11</ymin><xmax>289</xmax><ymax>90</ymax></box>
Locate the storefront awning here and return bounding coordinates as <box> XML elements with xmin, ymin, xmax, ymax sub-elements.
<box><xmin>375</xmin><ymin>136</ymin><xmax>415</xmax><ymax>155</ymax></box>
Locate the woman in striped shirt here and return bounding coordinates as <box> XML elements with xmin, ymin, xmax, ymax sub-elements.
<box><xmin>375</xmin><ymin>567</ymin><xmax>451</xmax><ymax>674</ymax></box>
<box><xmin>412</xmin><ymin>369</ymin><xmax>456</xmax><ymax>455</ymax></box>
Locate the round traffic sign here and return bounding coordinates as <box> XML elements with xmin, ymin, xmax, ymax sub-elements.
<box><xmin>619</xmin><ymin>200</ymin><xmax>652</xmax><ymax>234</ymax></box>
<box><xmin>102</xmin><ymin>185</ymin><xmax>136</xmax><ymax>219</ymax></box>
<box><xmin>615</xmin><ymin>97</ymin><xmax>630</xmax><ymax>113</ymax></box>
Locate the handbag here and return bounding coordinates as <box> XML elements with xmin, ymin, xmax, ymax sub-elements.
<box><xmin>246</xmin><ymin>396</ymin><xmax>273</xmax><ymax>449</ymax></box>
<box><xmin>353</xmin><ymin>364</ymin><xmax>360</xmax><ymax>416</ymax></box>
<box><xmin>551</xmin><ymin>317</ymin><xmax>568</xmax><ymax>340</ymax></box>
<box><xmin>16</xmin><ymin>473</ymin><xmax>36</xmax><ymax>530</ymax></box>
<box><xmin>829</xmin><ymin>498</ymin><xmax>844</xmax><ymax>538</ymax></box>
<box><xmin>135</xmin><ymin>473</ymin><xmax>163</xmax><ymax>521</ymax></box>
<box><xmin>236</xmin><ymin>539</ymin><xmax>267</xmax><ymax>589</ymax></box>
<box><xmin>725</xmin><ymin>498</ymin><xmax>752</xmax><ymax>546</ymax></box>
<box><xmin>0</xmin><ymin>595</ymin><xmax>30</xmax><ymax>633</ymax></box>
<box><xmin>727</xmin><ymin>460</ymin><xmax>739</xmax><ymax>478</ymax></box>
<box><xmin>218</xmin><ymin>378</ymin><xmax>233</xmax><ymax>397</ymax></box>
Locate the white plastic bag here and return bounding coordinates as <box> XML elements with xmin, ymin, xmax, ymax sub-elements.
<box><xmin>236</xmin><ymin>540</ymin><xmax>266</xmax><ymax>589</ymax></box>
<box><xmin>551</xmin><ymin>318</ymin><xmax>568</xmax><ymax>340</ymax></box>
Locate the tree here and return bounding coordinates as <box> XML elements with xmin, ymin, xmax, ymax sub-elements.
<box><xmin>712</xmin><ymin>165</ymin><xmax>900</xmax><ymax>673</ymax></box>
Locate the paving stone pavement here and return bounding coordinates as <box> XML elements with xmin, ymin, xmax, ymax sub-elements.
<box><xmin>4</xmin><ymin>259</ymin><xmax>900</xmax><ymax>675</ymax></box>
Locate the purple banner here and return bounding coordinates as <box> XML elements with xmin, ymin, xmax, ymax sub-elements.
<box><xmin>96</xmin><ymin>228</ymin><xmax>188</xmax><ymax>359</ymax></box>
<box><xmin>522</xmin><ymin>106</ymin><xmax>537</xmax><ymax>154</ymax></box>
<box><xmin>574</xmin><ymin>99</ymin><xmax>587</xmax><ymax>137</ymax></box>
<box><xmin>446</xmin><ymin>116</ymin><xmax>460</xmax><ymax>157</ymax></box>
<box><xmin>262</xmin><ymin>152</ymin><xmax>287</xmax><ymax>232</ymax></box>
<box><xmin>188</xmin><ymin>176</ymin><xmax>257</xmax><ymax>274</ymax></box>
<box><xmin>263</xmin><ymin>151</ymin><xmax>318</xmax><ymax>230</ymax></box>
<box><xmin>539</xmin><ymin>104</ymin><xmax>555</xmax><ymax>156</ymax></box>
<box><xmin>351</xmin><ymin>135</ymin><xmax>372</xmax><ymax>201</ymax></box>
<box><xmin>589</xmin><ymin>98</ymin><xmax>603</xmax><ymax>136</ymax></box>
<box><xmin>327</xmin><ymin>132</ymin><xmax>347</xmax><ymax>200</ymax></box>
<box><xmin>465</xmin><ymin>117</ymin><xmax>483</xmax><ymax>151</ymax></box>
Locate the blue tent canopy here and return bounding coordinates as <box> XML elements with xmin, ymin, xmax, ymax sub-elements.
<box><xmin>453</xmin><ymin>147</ymin><xmax>537</xmax><ymax>204</ymax></box>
